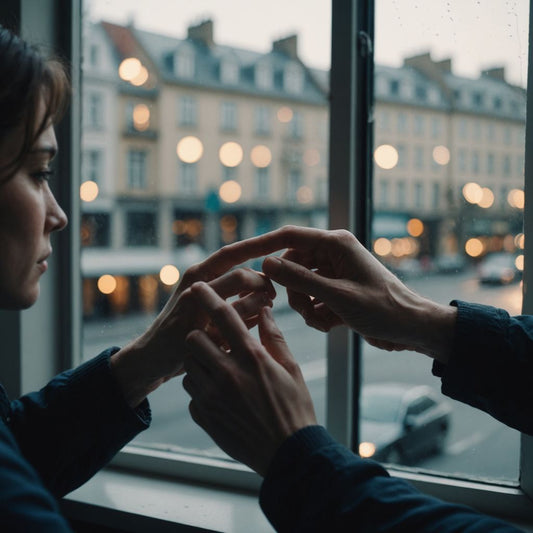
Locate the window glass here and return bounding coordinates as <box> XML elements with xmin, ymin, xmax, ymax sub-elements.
<box><xmin>370</xmin><ymin>0</ymin><xmax>528</xmax><ymax>482</ymax></box>
<box><xmin>82</xmin><ymin>0</ymin><xmax>330</xmax><ymax>460</ymax></box>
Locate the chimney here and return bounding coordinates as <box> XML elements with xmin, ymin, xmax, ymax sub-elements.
<box><xmin>188</xmin><ymin>19</ymin><xmax>214</xmax><ymax>48</ymax></box>
<box><xmin>483</xmin><ymin>66</ymin><xmax>505</xmax><ymax>82</ymax></box>
<box><xmin>403</xmin><ymin>52</ymin><xmax>453</xmax><ymax>101</ymax></box>
<box><xmin>435</xmin><ymin>58</ymin><xmax>452</xmax><ymax>73</ymax></box>
<box><xmin>273</xmin><ymin>35</ymin><xmax>298</xmax><ymax>59</ymax></box>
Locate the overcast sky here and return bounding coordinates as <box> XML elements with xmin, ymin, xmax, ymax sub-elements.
<box><xmin>87</xmin><ymin>0</ymin><xmax>529</xmax><ymax>86</ymax></box>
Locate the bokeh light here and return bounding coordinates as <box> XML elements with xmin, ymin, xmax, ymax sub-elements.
<box><xmin>250</xmin><ymin>145</ymin><xmax>272</xmax><ymax>168</ymax></box>
<box><xmin>176</xmin><ymin>136</ymin><xmax>204</xmax><ymax>163</ymax></box>
<box><xmin>219</xmin><ymin>180</ymin><xmax>242</xmax><ymax>203</ymax></box>
<box><xmin>297</xmin><ymin>185</ymin><xmax>313</xmax><ymax>204</ymax></box>
<box><xmin>277</xmin><ymin>106</ymin><xmax>293</xmax><ymax>123</ymax></box>
<box><xmin>407</xmin><ymin>218</ymin><xmax>424</xmax><ymax>237</ymax></box>
<box><xmin>219</xmin><ymin>141</ymin><xmax>244</xmax><ymax>167</ymax></box>
<box><xmin>374</xmin><ymin>144</ymin><xmax>399</xmax><ymax>170</ymax></box>
<box><xmin>118</xmin><ymin>58</ymin><xmax>142</xmax><ymax>81</ymax></box>
<box><xmin>130</xmin><ymin>66</ymin><xmax>149</xmax><ymax>87</ymax></box>
<box><xmin>515</xmin><ymin>233</ymin><xmax>525</xmax><ymax>249</ymax></box>
<box><xmin>80</xmin><ymin>180</ymin><xmax>99</xmax><ymax>202</ymax></box>
<box><xmin>359</xmin><ymin>442</ymin><xmax>376</xmax><ymax>458</ymax></box>
<box><xmin>508</xmin><ymin>189</ymin><xmax>525</xmax><ymax>209</ymax></box>
<box><xmin>159</xmin><ymin>265</ymin><xmax>180</xmax><ymax>286</ymax></box>
<box><xmin>463</xmin><ymin>182</ymin><xmax>483</xmax><ymax>204</ymax></box>
<box><xmin>516</xmin><ymin>255</ymin><xmax>525</xmax><ymax>271</ymax></box>
<box><xmin>465</xmin><ymin>238</ymin><xmax>484</xmax><ymax>257</ymax></box>
<box><xmin>98</xmin><ymin>274</ymin><xmax>117</xmax><ymax>294</ymax></box>
<box><xmin>478</xmin><ymin>187</ymin><xmax>494</xmax><ymax>209</ymax></box>
<box><xmin>432</xmin><ymin>145</ymin><xmax>451</xmax><ymax>166</ymax></box>
<box><xmin>373</xmin><ymin>237</ymin><xmax>392</xmax><ymax>256</ymax></box>
<box><xmin>133</xmin><ymin>104</ymin><xmax>150</xmax><ymax>130</ymax></box>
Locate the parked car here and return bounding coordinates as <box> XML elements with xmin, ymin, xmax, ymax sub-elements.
<box><xmin>478</xmin><ymin>252</ymin><xmax>521</xmax><ymax>285</ymax></box>
<box><xmin>359</xmin><ymin>383</ymin><xmax>451</xmax><ymax>464</ymax></box>
<box><xmin>435</xmin><ymin>253</ymin><xmax>467</xmax><ymax>274</ymax></box>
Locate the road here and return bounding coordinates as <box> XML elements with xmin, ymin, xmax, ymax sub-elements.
<box><xmin>83</xmin><ymin>267</ymin><xmax>523</xmax><ymax>482</ymax></box>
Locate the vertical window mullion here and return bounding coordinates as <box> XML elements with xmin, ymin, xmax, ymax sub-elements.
<box><xmin>519</xmin><ymin>0</ymin><xmax>533</xmax><ymax>500</ymax></box>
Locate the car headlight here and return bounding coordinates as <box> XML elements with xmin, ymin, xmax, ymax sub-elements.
<box><xmin>359</xmin><ymin>441</ymin><xmax>376</xmax><ymax>458</ymax></box>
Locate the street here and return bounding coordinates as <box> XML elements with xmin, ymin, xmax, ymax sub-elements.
<box><xmin>83</xmin><ymin>267</ymin><xmax>523</xmax><ymax>483</ymax></box>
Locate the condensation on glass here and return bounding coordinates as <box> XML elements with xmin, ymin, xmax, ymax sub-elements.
<box><xmin>80</xmin><ymin>1</ymin><xmax>331</xmax><ymax>457</ymax></box>
<box><xmin>366</xmin><ymin>0</ymin><xmax>528</xmax><ymax>481</ymax></box>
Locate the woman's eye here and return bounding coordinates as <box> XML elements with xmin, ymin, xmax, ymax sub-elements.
<box><xmin>31</xmin><ymin>169</ymin><xmax>54</xmax><ymax>183</ymax></box>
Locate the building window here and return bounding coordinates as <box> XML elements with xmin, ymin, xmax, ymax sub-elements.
<box><xmin>81</xmin><ymin>213</ymin><xmax>110</xmax><ymax>247</ymax></box>
<box><xmin>83</xmin><ymin>149</ymin><xmax>102</xmax><ymax>183</ymax></box>
<box><xmin>127</xmin><ymin>150</ymin><xmax>147</xmax><ymax>190</ymax></box>
<box><xmin>397</xmin><ymin>112</ymin><xmax>408</xmax><ymax>133</ymax></box>
<box><xmin>503</xmin><ymin>155</ymin><xmax>512</xmax><ymax>177</ymax></box>
<box><xmin>458</xmin><ymin>149</ymin><xmax>467</xmax><ymax>172</ymax></box>
<box><xmin>472</xmin><ymin>151</ymin><xmax>480</xmax><ymax>174</ymax></box>
<box><xmin>87</xmin><ymin>92</ymin><xmax>103</xmax><ymax>129</ymax></box>
<box><xmin>222</xmin><ymin>165</ymin><xmax>237</xmax><ymax>182</ymax></box>
<box><xmin>284</xmin><ymin>62</ymin><xmax>304</xmax><ymax>93</ymax></box>
<box><xmin>254</xmin><ymin>106</ymin><xmax>271</xmax><ymax>135</ymax></box>
<box><xmin>487</xmin><ymin>153</ymin><xmax>495</xmax><ymax>175</ymax></box>
<box><xmin>389</xmin><ymin>79</ymin><xmax>400</xmax><ymax>96</ymax></box>
<box><xmin>255</xmin><ymin>62</ymin><xmax>273</xmax><ymax>90</ymax></box>
<box><xmin>220</xmin><ymin>101</ymin><xmax>238</xmax><ymax>131</ymax></box>
<box><xmin>89</xmin><ymin>44</ymin><xmax>99</xmax><ymax>67</ymax></box>
<box><xmin>431</xmin><ymin>117</ymin><xmax>441</xmax><ymax>138</ymax></box>
<box><xmin>397</xmin><ymin>144</ymin><xmax>406</xmax><ymax>168</ymax></box>
<box><xmin>220</xmin><ymin>59</ymin><xmax>239</xmax><ymax>84</ymax></box>
<box><xmin>414</xmin><ymin>114</ymin><xmax>424</xmax><ymax>136</ymax></box>
<box><xmin>255</xmin><ymin>167</ymin><xmax>270</xmax><ymax>198</ymax></box>
<box><xmin>289</xmin><ymin>111</ymin><xmax>304</xmax><ymax>140</ymax></box>
<box><xmin>415</xmin><ymin>84</ymin><xmax>427</xmax><ymax>101</ymax></box>
<box><xmin>397</xmin><ymin>180</ymin><xmax>406</xmax><ymax>208</ymax></box>
<box><xmin>287</xmin><ymin>169</ymin><xmax>301</xmax><ymax>201</ymax></box>
<box><xmin>179</xmin><ymin>96</ymin><xmax>197</xmax><ymax>127</ymax></box>
<box><xmin>414</xmin><ymin>146</ymin><xmax>424</xmax><ymax>169</ymax></box>
<box><xmin>179</xmin><ymin>162</ymin><xmax>197</xmax><ymax>194</ymax></box>
<box><xmin>458</xmin><ymin>118</ymin><xmax>468</xmax><ymax>139</ymax></box>
<box><xmin>504</xmin><ymin>126</ymin><xmax>512</xmax><ymax>145</ymax></box>
<box><xmin>472</xmin><ymin>91</ymin><xmax>484</xmax><ymax>107</ymax></box>
<box><xmin>414</xmin><ymin>182</ymin><xmax>424</xmax><ymax>209</ymax></box>
<box><xmin>126</xmin><ymin>211</ymin><xmax>157</xmax><ymax>246</ymax></box>
<box><xmin>175</xmin><ymin>47</ymin><xmax>195</xmax><ymax>78</ymax></box>
<box><xmin>432</xmin><ymin>182</ymin><xmax>440</xmax><ymax>209</ymax></box>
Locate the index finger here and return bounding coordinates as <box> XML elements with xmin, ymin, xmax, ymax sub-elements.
<box><xmin>189</xmin><ymin>282</ymin><xmax>253</xmax><ymax>352</ymax></box>
<box><xmin>195</xmin><ymin>226</ymin><xmax>331</xmax><ymax>279</ymax></box>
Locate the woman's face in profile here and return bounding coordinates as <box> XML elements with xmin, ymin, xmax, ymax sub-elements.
<box><xmin>0</xmin><ymin>107</ymin><xmax>68</xmax><ymax>309</ymax></box>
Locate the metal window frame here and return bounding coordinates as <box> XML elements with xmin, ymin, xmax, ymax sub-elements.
<box><xmin>2</xmin><ymin>0</ymin><xmax>533</xmax><ymax>524</ymax></box>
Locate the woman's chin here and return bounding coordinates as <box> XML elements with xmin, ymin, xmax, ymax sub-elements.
<box><xmin>0</xmin><ymin>286</ymin><xmax>40</xmax><ymax>310</ymax></box>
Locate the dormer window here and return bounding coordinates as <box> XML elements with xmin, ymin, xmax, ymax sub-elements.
<box><xmin>255</xmin><ymin>61</ymin><xmax>273</xmax><ymax>90</ymax></box>
<box><xmin>389</xmin><ymin>79</ymin><xmax>400</xmax><ymax>96</ymax></box>
<box><xmin>220</xmin><ymin>58</ymin><xmax>239</xmax><ymax>85</ymax></box>
<box><xmin>284</xmin><ymin>62</ymin><xmax>303</xmax><ymax>94</ymax></box>
<box><xmin>174</xmin><ymin>46</ymin><xmax>195</xmax><ymax>78</ymax></box>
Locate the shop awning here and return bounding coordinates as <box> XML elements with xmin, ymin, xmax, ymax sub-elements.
<box><xmin>81</xmin><ymin>245</ymin><xmax>207</xmax><ymax>277</ymax></box>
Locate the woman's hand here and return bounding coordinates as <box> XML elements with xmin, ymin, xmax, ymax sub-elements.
<box><xmin>183</xmin><ymin>282</ymin><xmax>317</xmax><ymax>476</ymax></box>
<box><xmin>109</xmin><ymin>239</ymin><xmax>278</xmax><ymax>407</ymax></box>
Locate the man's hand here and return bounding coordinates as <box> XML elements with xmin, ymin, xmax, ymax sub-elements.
<box><xmin>183</xmin><ymin>282</ymin><xmax>317</xmax><ymax>477</ymax></box>
<box><xmin>257</xmin><ymin>226</ymin><xmax>457</xmax><ymax>362</ymax></box>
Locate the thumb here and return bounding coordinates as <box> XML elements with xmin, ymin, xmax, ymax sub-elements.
<box><xmin>258</xmin><ymin>306</ymin><xmax>297</xmax><ymax>373</ymax></box>
<box><xmin>262</xmin><ymin>256</ymin><xmax>335</xmax><ymax>304</ymax></box>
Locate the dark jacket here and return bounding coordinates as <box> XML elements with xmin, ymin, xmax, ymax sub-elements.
<box><xmin>0</xmin><ymin>348</ymin><xmax>150</xmax><ymax>532</ymax></box>
<box><xmin>260</xmin><ymin>301</ymin><xmax>528</xmax><ymax>532</ymax></box>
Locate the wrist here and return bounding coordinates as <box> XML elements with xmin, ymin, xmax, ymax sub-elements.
<box><xmin>109</xmin><ymin>344</ymin><xmax>162</xmax><ymax>408</ymax></box>
<box><xmin>411</xmin><ymin>299</ymin><xmax>457</xmax><ymax>364</ymax></box>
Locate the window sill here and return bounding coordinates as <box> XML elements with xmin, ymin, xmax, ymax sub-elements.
<box><xmin>61</xmin><ymin>466</ymin><xmax>274</xmax><ymax>533</ymax></box>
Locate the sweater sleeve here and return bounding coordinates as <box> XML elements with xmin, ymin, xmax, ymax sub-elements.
<box><xmin>0</xmin><ymin>421</ymin><xmax>72</xmax><ymax>532</ymax></box>
<box><xmin>7</xmin><ymin>348</ymin><xmax>151</xmax><ymax>497</ymax></box>
<box><xmin>260</xmin><ymin>425</ymin><xmax>521</xmax><ymax>533</ymax></box>
<box><xmin>432</xmin><ymin>300</ymin><xmax>533</xmax><ymax>435</ymax></box>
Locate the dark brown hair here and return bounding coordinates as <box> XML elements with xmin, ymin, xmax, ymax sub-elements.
<box><xmin>0</xmin><ymin>25</ymin><xmax>70</xmax><ymax>177</ymax></box>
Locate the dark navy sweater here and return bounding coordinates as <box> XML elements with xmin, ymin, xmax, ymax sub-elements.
<box><xmin>259</xmin><ymin>301</ymin><xmax>529</xmax><ymax>532</ymax></box>
<box><xmin>0</xmin><ymin>348</ymin><xmax>150</xmax><ymax>532</ymax></box>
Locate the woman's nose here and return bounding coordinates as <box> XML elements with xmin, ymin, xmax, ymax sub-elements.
<box><xmin>46</xmin><ymin>189</ymin><xmax>68</xmax><ymax>233</ymax></box>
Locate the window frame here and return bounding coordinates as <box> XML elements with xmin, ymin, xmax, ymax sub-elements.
<box><xmin>2</xmin><ymin>0</ymin><xmax>533</xmax><ymax>526</ymax></box>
